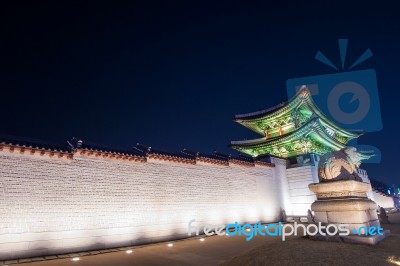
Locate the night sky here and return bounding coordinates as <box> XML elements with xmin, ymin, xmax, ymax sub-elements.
<box><xmin>1</xmin><ymin>1</ymin><xmax>399</xmax><ymax>185</ymax></box>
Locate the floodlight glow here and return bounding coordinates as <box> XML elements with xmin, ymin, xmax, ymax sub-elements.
<box><xmin>167</xmin><ymin>243</ymin><xmax>173</xmax><ymax>247</ymax></box>
<box><xmin>126</xmin><ymin>250</ymin><xmax>133</xmax><ymax>254</ymax></box>
<box><xmin>199</xmin><ymin>238</ymin><xmax>205</xmax><ymax>242</ymax></box>
<box><xmin>72</xmin><ymin>257</ymin><xmax>80</xmax><ymax>261</ymax></box>
<box><xmin>387</xmin><ymin>256</ymin><xmax>400</xmax><ymax>266</ymax></box>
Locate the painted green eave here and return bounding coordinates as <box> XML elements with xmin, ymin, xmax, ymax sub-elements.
<box><xmin>230</xmin><ymin>117</ymin><xmax>347</xmax><ymax>158</ymax></box>
<box><xmin>233</xmin><ymin>87</ymin><xmax>360</xmax><ymax>143</ymax></box>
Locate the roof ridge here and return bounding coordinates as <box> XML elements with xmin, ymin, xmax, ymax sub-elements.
<box><xmin>233</xmin><ymin>86</ymin><xmax>310</xmax><ymax>120</ymax></box>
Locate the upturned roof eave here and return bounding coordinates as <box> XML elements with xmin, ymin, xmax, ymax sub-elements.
<box><xmin>233</xmin><ymin>86</ymin><xmax>308</xmax><ymax>122</ymax></box>
<box><xmin>233</xmin><ymin>87</ymin><xmax>360</xmax><ymax>140</ymax></box>
<box><xmin>302</xmin><ymin>94</ymin><xmax>360</xmax><ymax>139</ymax></box>
<box><xmin>234</xmin><ymin>101</ymin><xmax>289</xmax><ymax>121</ymax></box>
<box><xmin>230</xmin><ymin>117</ymin><xmax>346</xmax><ymax>150</ymax></box>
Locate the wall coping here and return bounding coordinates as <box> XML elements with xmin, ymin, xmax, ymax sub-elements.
<box><xmin>0</xmin><ymin>142</ymin><xmax>275</xmax><ymax>168</ymax></box>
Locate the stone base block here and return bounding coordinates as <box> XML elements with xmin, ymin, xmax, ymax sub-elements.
<box><xmin>312</xmin><ymin>198</ymin><xmax>379</xmax><ymax>221</ymax></box>
<box><xmin>309</xmin><ymin>180</ymin><xmax>372</xmax><ymax>196</ymax></box>
<box><xmin>311</xmin><ymin>198</ymin><xmax>377</xmax><ymax>212</ymax></box>
<box><xmin>310</xmin><ymin>230</ymin><xmax>391</xmax><ymax>245</ymax></box>
<box><xmin>345</xmin><ymin>221</ymin><xmax>380</xmax><ymax>235</ymax></box>
<box><xmin>314</xmin><ymin>212</ymin><xmax>328</xmax><ymax>223</ymax></box>
<box><xmin>342</xmin><ymin>230</ymin><xmax>391</xmax><ymax>245</ymax></box>
<box><xmin>308</xmin><ymin>179</ymin><xmax>386</xmax><ymax>245</ymax></box>
<box><xmin>311</xmin><ymin>197</ymin><xmax>382</xmax><ymax>236</ymax></box>
<box><xmin>314</xmin><ymin>210</ymin><xmax>378</xmax><ymax>224</ymax></box>
<box><xmin>327</xmin><ymin>210</ymin><xmax>372</xmax><ymax>224</ymax></box>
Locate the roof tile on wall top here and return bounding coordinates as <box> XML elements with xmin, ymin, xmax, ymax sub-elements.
<box><xmin>69</xmin><ymin>138</ymin><xmax>145</xmax><ymax>157</ymax></box>
<box><xmin>135</xmin><ymin>144</ymin><xmax>196</xmax><ymax>163</ymax></box>
<box><xmin>0</xmin><ymin>135</ymin><xmax>274</xmax><ymax>167</ymax></box>
<box><xmin>0</xmin><ymin>135</ymin><xmax>70</xmax><ymax>152</ymax></box>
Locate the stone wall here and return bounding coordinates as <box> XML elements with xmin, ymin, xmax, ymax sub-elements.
<box><xmin>0</xmin><ymin>149</ymin><xmax>281</xmax><ymax>260</ymax></box>
<box><xmin>358</xmin><ymin>168</ymin><xmax>376</xmax><ymax>201</ymax></box>
<box><xmin>358</xmin><ymin>169</ymin><xmax>395</xmax><ymax>209</ymax></box>
<box><xmin>286</xmin><ymin>166</ymin><xmax>318</xmax><ymax>216</ymax></box>
<box><xmin>372</xmin><ymin>190</ymin><xmax>395</xmax><ymax>209</ymax></box>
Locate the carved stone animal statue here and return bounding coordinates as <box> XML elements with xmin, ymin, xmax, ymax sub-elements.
<box><xmin>318</xmin><ymin>147</ymin><xmax>373</xmax><ymax>182</ymax></box>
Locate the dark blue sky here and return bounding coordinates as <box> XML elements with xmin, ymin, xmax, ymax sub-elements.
<box><xmin>1</xmin><ymin>1</ymin><xmax>399</xmax><ymax>185</ymax></box>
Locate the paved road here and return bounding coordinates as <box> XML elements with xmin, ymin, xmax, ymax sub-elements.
<box><xmin>9</xmin><ymin>212</ymin><xmax>400</xmax><ymax>266</ymax></box>
<box><xmin>10</xmin><ymin>233</ymin><xmax>283</xmax><ymax>266</ymax></box>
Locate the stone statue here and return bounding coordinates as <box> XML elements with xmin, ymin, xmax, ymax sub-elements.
<box><xmin>307</xmin><ymin>209</ymin><xmax>315</xmax><ymax>224</ymax></box>
<box><xmin>309</xmin><ymin>147</ymin><xmax>390</xmax><ymax>244</ymax></box>
<box><xmin>318</xmin><ymin>147</ymin><xmax>373</xmax><ymax>182</ymax></box>
<box><xmin>379</xmin><ymin>207</ymin><xmax>390</xmax><ymax>224</ymax></box>
<box><xmin>281</xmin><ymin>208</ymin><xmax>287</xmax><ymax>222</ymax></box>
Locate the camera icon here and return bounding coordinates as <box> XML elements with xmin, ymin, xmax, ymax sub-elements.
<box><xmin>286</xmin><ymin>40</ymin><xmax>383</xmax><ymax>163</ymax></box>
<box><xmin>286</xmin><ymin>70</ymin><xmax>382</xmax><ymax>132</ymax></box>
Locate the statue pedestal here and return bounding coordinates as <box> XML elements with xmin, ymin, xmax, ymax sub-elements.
<box><xmin>309</xmin><ymin>180</ymin><xmax>390</xmax><ymax>245</ymax></box>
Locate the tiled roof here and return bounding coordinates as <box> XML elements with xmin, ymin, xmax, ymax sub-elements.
<box><xmin>70</xmin><ymin>138</ymin><xmax>146</xmax><ymax>157</ymax></box>
<box><xmin>234</xmin><ymin>101</ymin><xmax>288</xmax><ymax>120</ymax></box>
<box><xmin>136</xmin><ymin>144</ymin><xmax>195</xmax><ymax>163</ymax></box>
<box><xmin>0</xmin><ymin>135</ymin><xmax>70</xmax><ymax>153</ymax></box>
<box><xmin>0</xmin><ymin>135</ymin><xmax>275</xmax><ymax>168</ymax></box>
<box><xmin>181</xmin><ymin>149</ymin><xmax>199</xmax><ymax>158</ymax></box>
